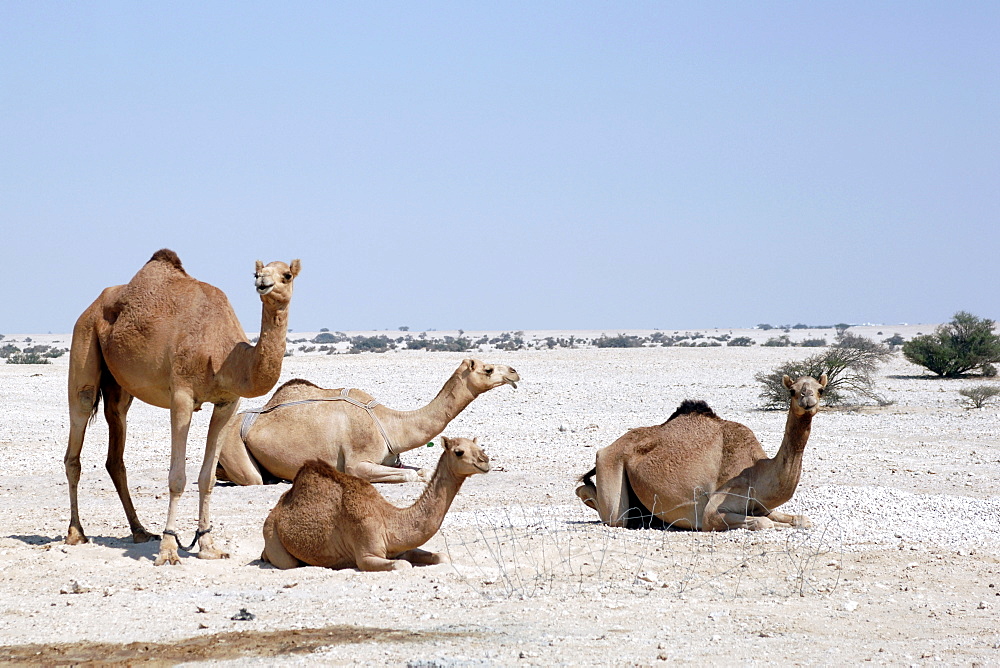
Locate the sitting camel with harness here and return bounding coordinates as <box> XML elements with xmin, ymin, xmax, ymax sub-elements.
<box><xmin>217</xmin><ymin>358</ymin><xmax>519</xmax><ymax>485</ymax></box>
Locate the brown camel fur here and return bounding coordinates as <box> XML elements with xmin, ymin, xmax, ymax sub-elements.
<box><xmin>575</xmin><ymin>374</ymin><xmax>827</xmax><ymax>531</ymax></box>
<box><xmin>261</xmin><ymin>436</ymin><xmax>489</xmax><ymax>570</ymax></box>
<box><xmin>217</xmin><ymin>359</ymin><xmax>518</xmax><ymax>485</ymax></box>
<box><xmin>64</xmin><ymin>249</ymin><xmax>300</xmax><ymax>565</ymax></box>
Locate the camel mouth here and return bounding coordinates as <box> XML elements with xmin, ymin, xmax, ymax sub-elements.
<box><xmin>504</xmin><ymin>377</ymin><xmax>519</xmax><ymax>389</ymax></box>
<box><xmin>256</xmin><ymin>283</ymin><xmax>274</xmax><ymax>296</ymax></box>
<box><xmin>474</xmin><ymin>464</ymin><xmax>491</xmax><ymax>473</ymax></box>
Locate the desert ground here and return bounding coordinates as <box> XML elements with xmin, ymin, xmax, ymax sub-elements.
<box><xmin>1</xmin><ymin>325</ymin><xmax>998</xmax><ymax>666</ymax></box>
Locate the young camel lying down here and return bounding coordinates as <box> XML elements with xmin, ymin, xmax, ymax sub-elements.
<box><xmin>261</xmin><ymin>436</ymin><xmax>489</xmax><ymax>571</ymax></box>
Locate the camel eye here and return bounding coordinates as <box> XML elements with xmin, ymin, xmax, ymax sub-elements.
<box><xmin>283</xmin><ymin>272</ymin><xmax>292</xmax><ymax>280</ymax></box>
<box><xmin>454</xmin><ymin>449</ymin><xmax>465</xmax><ymax>457</ymax></box>
<box><xmin>484</xmin><ymin>367</ymin><xmax>494</xmax><ymax>374</ymax></box>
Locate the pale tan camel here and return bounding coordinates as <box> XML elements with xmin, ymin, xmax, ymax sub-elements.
<box><xmin>64</xmin><ymin>249</ymin><xmax>300</xmax><ymax>565</ymax></box>
<box><xmin>217</xmin><ymin>359</ymin><xmax>518</xmax><ymax>485</ymax></box>
<box><xmin>575</xmin><ymin>374</ymin><xmax>827</xmax><ymax>531</ymax></box>
<box><xmin>261</xmin><ymin>436</ymin><xmax>489</xmax><ymax>570</ymax></box>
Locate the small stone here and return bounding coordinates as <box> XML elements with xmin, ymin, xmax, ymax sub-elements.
<box><xmin>843</xmin><ymin>600</ymin><xmax>859</xmax><ymax>612</ymax></box>
<box><xmin>231</xmin><ymin>608</ymin><xmax>255</xmax><ymax>621</ymax></box>
<box><xmin>978</xmin><ymin>601</ymin><xmax>989</xmax><ymax>610</ymax></box>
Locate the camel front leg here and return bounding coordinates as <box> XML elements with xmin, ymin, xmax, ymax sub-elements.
<box><xmin>766</xmin><ymin>510</ymin><xmax>812</xmax><ymax>528</ymax></box>
<box><xmin>261</xmin><ymin>510</ymin><xmax>301</xmax><ymax>569</ymax></box>
<box><xmin>347</xmin><ymin>460</ymin><xmax>424</xmax><ymax>484</ymax></box>
<box><xmin>192</xmin><ymin>401</ymin><xmax>237</xmax><ymax>560</ymax></box>
<box><xmin>155</xmin><ymin>392</ymin><xmax>194</xmax><ymax>566</ymax></box>
<box><xmin>396</xmin><ymin>548</ymin><xmax>449</xmax><ymax>565</ymax></box>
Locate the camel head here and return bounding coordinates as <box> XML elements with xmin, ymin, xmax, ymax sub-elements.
<box><xmin>459</xmin><ymin>359</ymin><xmax>520</xmax><ymax>394</ymax></box>
<box><xmin>782</xmin><ymin>374</ymin><xmax>828</xmax><ymax>415</ymax></box>
<box><xmin>254</xmin><ymin>259</ymin><xmax>301</xmax><ymax>307</ymax></box>
<box><xmin>440</xmin><ymin>436</ymin><xmax>491</xmax><ymax>476</ymax></box>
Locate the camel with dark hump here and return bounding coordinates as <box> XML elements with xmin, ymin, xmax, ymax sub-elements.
<box><xmin>64</xmin><ymin>249</ymin><xmax>300</xmax><ymax>565</ymax></box>
<box><xmin>217</xmin><ymin>359</ymin><xmax>518</xmax><ymax>485</ymax></box>
<box><xmin>576</xmin><ymin>374</ymin><xmax>827</xmax><ymax>531</ymax></box>
<box><xmin>261</xmin><ymin>436</ymin><xmax>489</xmax><ymax>570</ymax></box>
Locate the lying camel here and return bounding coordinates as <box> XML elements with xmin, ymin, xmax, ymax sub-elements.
<box><xmin>576</xmin><ymin>374</ymin><xmax>827</xmax><ymax>531</ymax></box>
<box><xmin>217</xmin><ymin>358</ymin><xmax>518</xmax><ymax>485</ymax></box>
<box><xmin>261</xmin><ymin>436</ymin><xmax>489</xmax><ymax>570</ymax></box>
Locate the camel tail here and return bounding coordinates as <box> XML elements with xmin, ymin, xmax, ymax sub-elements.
<box><xmin>579</xmin><ymin>466</ymin><xmax>596</xmax><ymax>487</ymax></box>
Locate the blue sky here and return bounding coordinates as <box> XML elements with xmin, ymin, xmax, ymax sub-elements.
<box><xmin>3</xmin><ymin>3</ymin><xmax>998</xmax><ymax>333</ymax></box>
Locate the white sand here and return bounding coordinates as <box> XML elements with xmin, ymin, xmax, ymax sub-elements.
<box><xmin>1</xmin><ymin>327</ymin><xmax>998</xmax><ymax>665</ymax></box>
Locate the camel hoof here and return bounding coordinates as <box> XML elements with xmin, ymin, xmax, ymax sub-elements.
<box><xmin>391</xmin><ymin>560</ymin><xmax>413</xmax><ymax>571</ymax></box>
<box><xmin>66</xmin><ymin>527</ymin><xmax>89</xmax><ymax>545</ymax></box>
<box><xmin>154</xmin><ymin>549</ymin><xmax>181</xmax><ymax>566</ymax></box>
<box><xmin>132</xmin><ymin>528</ymin><xmax>158</xmax><ymax>543</ymax></box>
<box><xmin>575</xmin><ymin>484</ymin><xmax>598</xmax><ymax>510</ymax></box>
<box><xmin>792</xmin><ymin>515</ymin><xmax>812</xmax><ymax>529</ymax></box>
<box><xmin>197</xmin><ymin>548</ymin><xmax>230</xmax><ymax>560</ymax></box>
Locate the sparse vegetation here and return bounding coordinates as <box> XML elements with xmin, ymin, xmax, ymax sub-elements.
<box><xmin>762</xmin><ymin>335</ymin><xmax>792</xmax><ymax>347</ymax></box>
<box><xmin>800</xmin><ymin>338</ymin><xmax>827</xmax><ymax>347</ymax></box>
<box><xmin>958</xmin><ymin>385</ymin><xmax>1000</xmax><ymax>409</ymax></box>
<box><xmin>902</xmin><ymin>311</ymin><xmax>1000</xmax><ymax>377</ymax></box>
<box><xmin>6</xmin><ymin>352</ymin><xmax>51</xmax><ymax>364</ymax></box>
<box><xmin>594</xmin><ymin>334</ymin><xmax>645</xmax><ymax>348</ymax></box>
<box><xmin>728</xmin><ymin>336</ymin><xmax>755</xmax><ymax>347</ymax></box>
<box><xmin>350</xmin><ymin>335</ymin><xmax>396</xmax><ymax>353</ymax></box>
<box><xmin>755</xmin><ymin>333</ymin><xmax>894</xmax><ymax>409</ymax></box>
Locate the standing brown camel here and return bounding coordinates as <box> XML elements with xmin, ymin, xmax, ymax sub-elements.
<box><xmin>64</xmin><ymin>249</ymin><xmax>300</xmax><ymax>565</ymax></box>
<box><xmin>261</xmin><ymin>436</ymin><xmax>490</xmax><ymax>570</ymax></box>
<box><xmin>576</xmin><ymin>374</ymin><xmax>827</xmax><ymax>531</ymax></box>
<box><xmin>217</xmin><ymin>358</ymin><xmax>519</xmax><ymax>485</ymax></box>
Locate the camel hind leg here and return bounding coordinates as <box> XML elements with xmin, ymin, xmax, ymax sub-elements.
<box><xmin>593</xmin><ymin>449</ymin><xmax>630</xmax><ymax>528</ymax></box>
<box><xmin>216</xmin><ymin>417</ymin><xmax>265</xmax><ymax>485</ymax></box>
<box><xmin>65</xmin><ymin>312</ymin><xmax>104</xmax><ymax>545</ymax></box>
<box><xmin>101</xmin><ymin>374</ymin><xmax>156</xmax><ymax>543</ymax></box>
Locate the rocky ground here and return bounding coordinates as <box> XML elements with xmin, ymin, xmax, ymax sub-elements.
<box><xmin>1</xmin><ymin>326</ymin><xmax>998</xmax><ymax>666</ymax></box>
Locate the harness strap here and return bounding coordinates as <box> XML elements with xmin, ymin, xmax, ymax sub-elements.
<box><xmin>162</xmin><ymin>526</ymin><xmax>212</xmax><ymax>553</ymax></box>
<box><xmin>238</xmin><ymin>389</ymin><xmax>398</xmax><ymax>459</ymax></box>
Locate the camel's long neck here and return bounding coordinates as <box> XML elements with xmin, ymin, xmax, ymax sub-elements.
<box><xmin>751</xmin><ymin>408</ymin><xmax>813</xmax><ymax>510</ymax></box>
<box><xmin>389</xmin><ymin>454</ymin><xmax>466</xmax><ymax>551</ymax></box>
<box><xmin>221</xmin><ymin>303</ymin><xmax>289</xmax><ymax>398</ymax></box>
<box><xmin>381</xmin><ymin>374</ymin><xmax>478</xmax><ymax>453</ymax></box>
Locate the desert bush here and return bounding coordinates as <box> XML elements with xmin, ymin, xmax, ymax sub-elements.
<box><xmin>757</xmin><ymin>323</ymin><xmax>774</xmax><ymax>331</ymax></box>
<box><xmin>982</xmin><ymin>363</ymin><xmax>998</xmax><ymax>378</ymax></box>
<box><xmin>762</xmin><ymin>335</ymin><xmax>792</xmax><ymax>347</ymax></box>
<box><xmin>755</xmin><ymin>333</ymin><xmax>894</xmax><ymax>409</ymax></box>
<box><xmin>958</xmin><ymin>385</ymin><xmax>1000</xmax><ymax>409</ymax></box>
<box><xmin>902</xmin><ymin>311</ymin><xmax>1000</xmax><ymax>377</ymax></box>
<box><xmin>312</xmin><ymin>332</ymin><xmax>347</xmax><ymax>344</ymax></box>
<box><xmin>7</xmin><ymin>352</ymin><xmax>50</xmax><ymax>364</ymax></box>
<box><xmin>800</xmin><ymin>338</ymin><xmax>827</xmax><ymax>347</ymax></box>
<box><xmin>728</xmin><ymin>336</ymin><xmax>754</xmax><ymax>347</ymax></box>
<box><xmin>594</xmin><ymin>334</ymin><xmax>646</xmax><ymax>348</ymax></box>
<box><xmin>0</xmin><ymin>343</ymin><xmax>20</xmax><ymax>358</ymax></box>
<box><xmin>350</xmin><ymin>335</ymin><xmax>395</xmax><ymax>353</ymax></box>
<box><xmin>882</xmin><ymin>333</ymin><xmax>906</xmax><ymax>349</ymax></box>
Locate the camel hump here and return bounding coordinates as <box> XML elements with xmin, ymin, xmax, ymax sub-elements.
<box><xmin>147</xmin><ymin>249</ymin><xmax>186</xmax><ymax>273</ymax></box>
<box><xmin>277</xmin><ymin>378</ymin><xmax>321</xmax><ymax>392</ymax></box>
<box><xmin>664</xmin><ymin>399</ymin><xmax>718</xmax><ymax>423</ymax></box>
<box><xmin>296</xmin><ymin>458</ymin><xmax>339</xmax><ymax>481</ymax></box>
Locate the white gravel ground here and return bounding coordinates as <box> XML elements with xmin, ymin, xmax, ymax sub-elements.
<box><xmin>1</xmin><ymin>326</ymin><xmax>998</xmax><ymax>665</ymax></box>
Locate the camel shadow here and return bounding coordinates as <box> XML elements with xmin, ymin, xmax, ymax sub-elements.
<box><xmin>7</xmin><ymin>533</ymin><xmax>162</xmax><ymax>562</ymax></box>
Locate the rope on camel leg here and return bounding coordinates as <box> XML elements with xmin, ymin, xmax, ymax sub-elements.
<box><xmin>162</xmin><ymin>526</ymin><xmax>213</xmax><ymax>552</ymax></box>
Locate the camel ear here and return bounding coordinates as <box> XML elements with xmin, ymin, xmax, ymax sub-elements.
<box><xmin>289</xmin><ymin>259</ymin><xmax>301</xmax><ymax>277</ymax></box>
<box><xmin>464</xmin><ymin>359</ymin><xmax>476</xmax><ymax>372</ymax></box>
<box><xmin>782</xmin><ymin>375</ymin><xmax>794</xmax><ymax>389</ymax></box>
<box><xmin>818</xmin><ymin>373</ymin><xmax>828</xmax><ymax>388</ymax></box>
<box><xmin>255</xmin><ymin>260</ymin><xmax>264</xmax><ymax>273</ymax></box>
<box><xmin>440</xmin><ymin>436</ymin><xmax>452</xmax><ymax>450</ymax></box>
<box><xmin>473</xmin><ymin>436</ymin><xmax>479</xmax><ymax>445</ymax></box>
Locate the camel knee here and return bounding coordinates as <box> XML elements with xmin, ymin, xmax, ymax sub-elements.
<box><xmin>74</xmin><ymin>386</ymin><xmax>99</xmax><ymax>415</ymax></box>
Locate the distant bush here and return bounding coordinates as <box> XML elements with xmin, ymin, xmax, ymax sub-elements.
<box><xmin>958</xmin><ymin>385</ymin><xmax>1000</xmax><ymax>409</ymax></box>
<box><xmin>800</xmin><ymin>338</ymin><xmax>827</xmax><ymax>347</ymax></box>
<box><xmin>755</xmin><ymin>333</ymin><xmax>894</xmax><ymax>409</ymax></box>
<box><xmin>350</xmin><ymin>335</ymin><xmax>395</xmax><ymax>353</ymax></box>
<box><xmin>594</xmin><ymin>334</ymin><xmax>646</xmax><ymax>348</ymax></box>
<box><xmin>882</xmin><ymin>333</ymin><xmax>906</xmax><ymax>349</ymax></box>
<box><xmin>762</xmin><ymin>335</ymin><xmax>792</xmax><ymax>347</ymax></box>
<box><xmin>312</xmin><ymin>332</ymin><xmax>347</xmax><ymax>344</ymax></box>
<box><xmin>983</xmin><ymin>363</ymin><xmax>998</xmax><ymax>378</ymax></box>
<box><xmin>902</xmin><ymin>311</ymin><xmax>1000</xmax><ymax>377</ymax></box>
<box><xmin>728</xmin><ymin>336</ymin><xmax>755</xmax><ymax>347</ymax></box>
<box><xmin>7</xmin><ymin>352</ymin><xmax>51</xmax><ymax>364</ymax></box>
<box><xmin>757</xmin><ymin>323</ymin><xmax>774</xmax><ymax>331</ymax></box>
<box><xmin>0</xmin><ymin>344</ymin><xmax>20</xmax><ymax>358</ymax></box>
